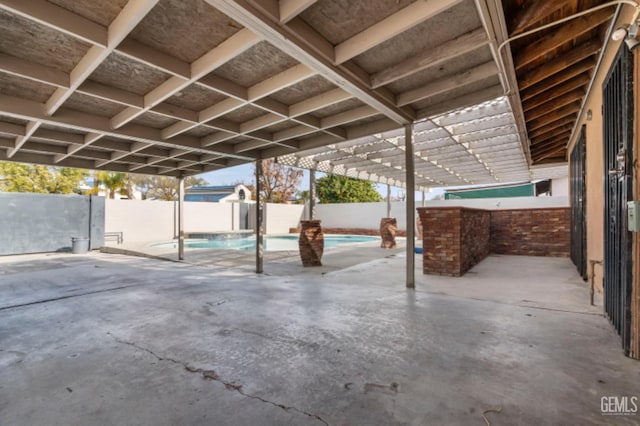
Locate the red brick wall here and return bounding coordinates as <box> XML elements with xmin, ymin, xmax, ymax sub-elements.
<box><xmin>461</xmin><ymin>208</ymin><xmax>491</xmax><ymax>273</ymax></box>
<box><xmin>289</xmin><ymin>227</ymin><xmax>407</xmax><ymax>237</ymax></box>
<box><xmin>417</xmin><ymin>206</ymin><xmax>570</xmax><ymax>276</ymax></box>
<box><xmin>417</xmin><ymin>207</ymin><xmax>490</xmax><ymax>276</ymax></box>
<box><xmin>490</xmin><ymin>208</ymin><xmax>570</xmax><ymax>257</ymax></box>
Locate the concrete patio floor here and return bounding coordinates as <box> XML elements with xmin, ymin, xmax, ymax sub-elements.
<box><xmin>0</xmin><ymin>251</ymin><xmax>638</xmax><ymax>425</ymax></box>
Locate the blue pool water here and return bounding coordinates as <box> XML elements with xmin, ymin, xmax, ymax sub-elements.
<box><xmin>153</xmin><ymin>235</ymin><xmax>378</xmax><ymax>252</ymax></box>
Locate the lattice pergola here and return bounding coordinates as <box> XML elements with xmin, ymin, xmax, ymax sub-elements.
<box><xmin>0</xmin><ymin>0</ymin><xmax>529</xmax><ymax>180</ymax></box>
<box><xmin>278</xmin><ymin>96</ymin><xmax>531</xmax><ymax>191</ymax></box>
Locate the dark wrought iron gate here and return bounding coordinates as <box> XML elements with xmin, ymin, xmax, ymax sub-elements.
<box><xmin>570</xmin><ymin>126</ymin><xmax>587</xmax><ymax>279</ymax></box>
<box><xmin>603</xmin><ymin>44</ymin><xmax>634</xmax><ymax>354</ymax></box>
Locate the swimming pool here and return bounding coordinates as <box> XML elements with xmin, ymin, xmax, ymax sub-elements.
<box><xmin>153</xmin><ymin>235</ymin><xmax>379</xmax><ymax>252</ymax></box>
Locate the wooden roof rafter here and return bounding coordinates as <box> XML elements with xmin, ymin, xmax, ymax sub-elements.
<box><xmin>503</xmin><ymin>0</ymin><xmax>619</xmax><ymax>165</ymax></box>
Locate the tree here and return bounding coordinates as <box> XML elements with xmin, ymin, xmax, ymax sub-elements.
<box><xmin>100</xmin><ymin>172</ymin><xmax>127</xmax><ymax>199</ymax></box>
<box><xmin>295</xmin><ymin>189</ymin><xmax>310</xmax><ymax>204</ymax></box>
<box><xmin>131</xmin><ymin>175</ymin><xmax>207</xmax><ymax>201</ymax></box>
<box><xmin>84</xmin><ymin>171</ymin><xmax>129</xmax><ymax>199</ymax></box>
<box><xmin>0</xmin><ymin>161</ymin><xmax>88</xmax><ymax>194</ymax></box>
<box><xmin>316</xmin><ymin>174</ymin><xmax>383</xmax><ymax>203</ymax></box>
<box><xmin>254</xmin><ymin>159</ymin><xmax>303</xmax><ymax>203</ymax></box>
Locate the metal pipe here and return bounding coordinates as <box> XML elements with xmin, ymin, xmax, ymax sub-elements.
<box><xmin>405</xmin><ymin>124</ymin><xmax>416</xmax><ymax>289</ymax></box>
<box><xmin>386</xmin><ymin>184</ymin><xmax>391</xmax><ymax>218</ymax></box>
<box><xmin>255</xmin><ymin>160</ymin><xmax>263</xmax><ymax>273</ymax></box>
<box><xmin>178</xmin><ymin>177</ymin><xmax>185</xmax><ymax>261</ymax></box>
<box><xmin>496</xmin><ymin>1</ymin><xmax>640</xmax><ymax>97</ymax></box>
<box><xmin>309</xmin><ymin>168</ymin><xmax>316</xmax><ymax>220</ymax></box>
<box><xmin>589</xmin><ymin>259</ymin><xmax>603</xmax><ymax>306</ymax></box>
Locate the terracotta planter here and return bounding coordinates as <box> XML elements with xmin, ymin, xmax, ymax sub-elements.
<box><xmin>380</xmin><ymin>217</ymin><xmax>397</xmax><ymax>249</ymax></box>
<box><xmin>299</xmin><ymin>220</ymin><xmax>324</xmax><ymax>266</ymax></box>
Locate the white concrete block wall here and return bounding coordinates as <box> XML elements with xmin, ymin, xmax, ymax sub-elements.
<box><xmin>184</xmin><ymin>202</ymin><xmax>233</xmax><ymax>232</ymax></box>
<box><xmin>551</xmin><ymin>177</ymin><xmax>569</xmax><ymax>197</ymax></box>
<box><xmin>105</xmin><ymin>200</ymin><xmax>305</xmax><ymax>243</ymax></box>
<box><xmin>424</xmin><ymin>196</ymin><xmax>569</xmax><ymax>210</ymax></box>
<box><xmin>314</xmin><ymin>197</ymin><xmax>569</xmax><ymax>231</ymax></box>
<box><xmin>316</xmin><ymin>202</ymin><xmax>408</xmax><ymax>230</ymax></box>
<box><xmin>105</xmin><ymin>199</ymin><xmax>176</xmax><ymax>244</ymax></box>
<box><xmin>264</xmin><ymin>203</ymin><xmax>305</xmax><ymax>234</ymax></box>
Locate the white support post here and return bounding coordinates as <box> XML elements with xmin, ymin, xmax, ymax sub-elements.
<box><xmin>309</xmin><ymin>168</ymin><xmax>316</xmax><ymax>220</ymax></box>
<box><xmin>255</xmin><ymin>160</ymin><xmax>264</xmax><ymax>273</ymax></box>
<box><xmin>405</xmin><ymin>124</ymin><xmax>415</xmax><ymax>289</ymax></box>
<box><xmin>422</xmin><ymin>190</ymin><xmax>426</xmax><ymax>207</ymax></box>
<box><xmin>386</xmin><ymin>184</ymin><xmax>391</xmax><ymax>218</ymax></box>
<box><xmin>178</xmin><ymin>177</ymin><xmax>185</xmax><ymax>260</ymax></box>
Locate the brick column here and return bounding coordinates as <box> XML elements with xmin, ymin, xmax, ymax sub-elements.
<box><xmin>417</xmin><ymin>207</ymin><xmax>490</xmax><ymax>276</ymax></box>
<box><xmin>379</xmin><ymin>217</ymin><xmax>397</xmax><ymax>248</ymax></box>
<box><xmin>299</xmin><ymin>220</ymin><xmax>323</xmax><ymax>266</ymax></box>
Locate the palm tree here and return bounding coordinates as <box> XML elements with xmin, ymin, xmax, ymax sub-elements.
<box><xmin>100</xmin><ymin>172</ymin><xmax>127</xmax><ymax>199</ymax></box>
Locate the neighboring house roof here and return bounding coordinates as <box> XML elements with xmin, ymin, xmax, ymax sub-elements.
<box><xmin>185</xmin><ymin>184</ymin><xmax>249</xmax><ymax>202</ymax></box>
<box><xmin>444</xmin><ymin>179</ymin><xmax>551</xmax><ymax>199</ymax></box>
<box><xmin>186</xmin><ymin>185</ymin><xmax>237</xmax><ymax>193</ymax></box>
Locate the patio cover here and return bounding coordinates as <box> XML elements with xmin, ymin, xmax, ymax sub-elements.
<box><xmin>0</xmin><ymin>0</ymin><xmax>530</xmax><ymax>181</ymax></box>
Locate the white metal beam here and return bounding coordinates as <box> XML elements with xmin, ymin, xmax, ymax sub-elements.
<box><xmin>206</xmin><ymin>0</ymin><xmax>414</xmax><ymax>124</ymax></box>
<box><xmin>279</xmin><ymin>0</ymin><xmax>316</xmax><ymax>23</ymax></box>
<box><xmin>397</xmin><ymin>62</ymin><xmax>498</xmax><ymax>107</ymax></box>
<box><xmin>45</xmin><ymin>0</ymin><xmax>159</xmax><ymax>116</ymax></box>
<box><xmin>111</xmin><ymin>28</ymin><xmax>262</xmax><ymax>128</ymax></box>
<box><xmin>371</xmin><ymin>27</ymin><xmax>489</xmax><ymax>88</ymax></box>
<box><xmin>334</xmin><ymin>0</ymin><xmax>464</xmax><ymax>64</ymax></box>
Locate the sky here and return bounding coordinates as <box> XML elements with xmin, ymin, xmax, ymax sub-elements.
<box><xmin>198</xmin><ymin>164</ymin><xmax>445</xmax><ymax>200</ymax></box>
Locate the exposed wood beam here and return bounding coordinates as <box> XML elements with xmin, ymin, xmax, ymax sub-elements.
<box><xmin>197</xmin><ymin>75</ymin><xmax>248</xmax><ymax>100</ymax></box>
<box><xmin>0</xmin><ymin>54</ymin><xmax>68</xmax><ymax>88</ymax></box>
<box><xmin>279</xmin><ymin>0</ymin><xmax>316</xmax><ymax>23</ymax></box>
<box><xmin>534</xmin><ymin>152</ymin><xmax>566</xmax><ymax>163</ymax></box>
<box><xmin>533</xmin><ymin>156</ymin><xmax>566</xmax><ymax>165</ymax></box>
<box><xmin>0</xmin><ymin>0</ymin><xmax>108</xmax><ymax>46</ymax></box>
<box><xmin>0</xmin><ymin>94</ymin><xmax>253</xmax><ymax>160</ymax></box>
<box><xmin>397</xmin><ymin>61</ymin><xmax>498</xmax><ymax>106</ymax></box>
<box><xmin>247</xmin><ymin>63</ymin><xmax>314</xmax><ymax>100</ymax></box>
<box><xmin>416</xmin><ymin>85</ymin><xmax>504</xmax><ymax>119</ymax></box>
<box><xmin>8</xmin><ymin>121</ymin><xmax>40</xmax><ymax>158</ymax></box>
<box><xmin>110</xmin><ymin>28</ymin><xmax>261</xmax><ymax>128</ymax></box>
<box><xmin>233</xmin><ymin>138</ymin><xmax>298</xmax><ymax>153</ymax></box>
<box><xmin>510</xmin><ymin>0</ymin><xmax>573</xmax><ymax>36</ymax></box>
<box><xmin>288</xmin><ymin>88</ymin><xmax>351</xmax><ymax>116</ymax></box>
<box><xmin>117</xmin><ymin>38</ymin><xmax>191</xmax><ymax>78</ymax></box>
<box><xmin>532</xmin><ymin>142</ymin><xmax>568</xmax><ymax>161</ymax></box>
<box><xmin>320</xmin><ymin>106</ymin><xmax>378</xmax><ymax>128</ymax></box>
<box><xmin>528</xmin><ymin>116</ymin><xmax>576</xmax><ymax>140</ymax></box>
<box><xmin>45</xmin><ymin>0</ymin><xmax>159</xmax><ymax>116</ymax></box>
<box><xmin>199</xmin><ymin>99</ymin><xmax>246</xmax><ymax>123</ymax></box>
<box><xmin>520</xmin><ymin>58</ymin><xmax>595</xmax><ymax>101</ymax></box>
<box><xmin>54</xmin><ymin>133</ymin><xmax>103</xmax><ymax>163</ymax></box>
<box><xmin>524</xmin><ymin>88</ymin><xmax>585</xmax><ymax>121</ymax></box>
<box><xmin>78</xmin><ymin>81</ymin><xmax>145</xmax><ymax>108</ymax></box>
<box><xmin>32</xmin><ymin>129</ymin><xmax>85</xmax><ymax>145</ymax></box>
<box><xmin>523</xmin><ymin>74</ymin><xmax>591</xmax><ymax>112</ymax></box>
<box><xmin>527</xmin><ymin>102</ymin><xmax>581</xmax><ymax>132</ymax></box>
<box><xmin>531</xmin><ymin>131</ymin><xmax>572</xmax><ymax>152</ymax></box>
<box><xmin>530</xmin><ymin>124</ymin><xmax>574</xmax><ymax>145</ymax></box>
<box><xmin>166</xmin><ymin>63</ymin><xmax>315</xmax><ymax>140</ymax></box>
<box><xmin>515</xmin><ymin>8</ymin><xmax>613</xmax><ymax>71</ymax></box>
<box><xmin>0</xmin><ymin>52</ymin><xmax>288</xmax><ymax>150</ymax></box>
<box><xmin>0</xmin><ymin>121</ymin><xmax>25</xmax><ymax>137</ymax></box>
<box><xmin>259</xmin><ymin>117</ymin><xmax>400</xmax><ymax>159</ymax></box>
<box><xmin>272</xmin><ymin>103</ymin><xmax>374</xmax><ymax>143</ymax></box>
<box><xmin>372</xmin><ymin>28</ymin><xmax>489</xmax><ymax>88</ymax></box>
<box><xmin>518</xmin><ymin>39</ymin><xmax>601</xmax><ymax>90</ymax></box>
<box><xmin>207</xmin><ymin>0</ymin><xmax>414</xmax><ymax>124</ymax></box>
<box><xmin>334</xmin><ymin>0</ymin><xmax>464</xmax><ymax>64</ymax></box>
